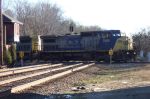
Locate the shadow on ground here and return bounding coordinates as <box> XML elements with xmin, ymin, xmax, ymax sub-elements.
<box><xmin>3</xmin><ymin>86</ymin><xmax>150</xmax><ymax>99</ymax></box>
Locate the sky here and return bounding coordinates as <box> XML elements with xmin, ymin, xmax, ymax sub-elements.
<box><xmin>50</xmin><ymin>0</ymin><xmax>150</xmax><ymax>36</ymax></box>
<box><xmin>4</xmin><ymin>0</ymin><xmax>150</xmax><ymax>36</ymax></box>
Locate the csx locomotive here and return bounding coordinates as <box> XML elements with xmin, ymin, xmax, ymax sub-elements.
<box><xmin>17</xmin><ymin>30</ymin><xmax>136</xmax><ymax>62</ymax></box>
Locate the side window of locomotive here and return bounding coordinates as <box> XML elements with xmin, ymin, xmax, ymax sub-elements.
<box><xmin>102</xmin><ymin>34</ymin><xmax>106</xmax><ymax>39</ymax></box>
<box><xmin>112</xmin><ymin>33</ymin><xmax>121</xmax><ymax>37</ymax></box>
<box><xmin>102</xmin><ymin>33</ymin><xmax>111</xmax><ymax>43</ymax></box>
<box><xmin>102</xmin><ymin>33</ymin><xmax>110</xmax><ymax>39</ymax></box>
<box><xmin>116</xmin><ymin>33</ymin><xmax>121</xmax><ymax>37</ymax></box>
<box><xmin>112</xmin><ymin>34</ymin><xmax>116</xmax><ymax>36</ymax></box>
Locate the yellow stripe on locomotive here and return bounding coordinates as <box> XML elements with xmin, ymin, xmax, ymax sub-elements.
<box><xmin>113</xmin><ymin>36</ymin><xmax>133</xmax><ymax>52</ymax></box>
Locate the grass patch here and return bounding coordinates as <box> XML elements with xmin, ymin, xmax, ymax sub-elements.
<box><xmin>79</xmin><ymin>69</ymin><xmax>132</xmax><ymax>84</ymax></box>
<box><xmin>72</xmin><ymin>65</ymin><xmax>146</xmax><ymax>87</ymax></box>
<box><xmin>82</xmin><ymin>74</ymin><xmax>119</xmax><ymax>84</ymax></box>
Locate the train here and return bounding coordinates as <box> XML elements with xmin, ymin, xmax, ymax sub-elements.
<box><xmin>16</xmin><ymin>30</ymin><xmax>136</xmax><ymax>62</ymax></box>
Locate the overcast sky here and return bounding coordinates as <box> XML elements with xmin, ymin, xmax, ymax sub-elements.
<box><xmin>5</xmin><ymin>0</ymin><xmax>150</xmax><ymax>36</ymax></box>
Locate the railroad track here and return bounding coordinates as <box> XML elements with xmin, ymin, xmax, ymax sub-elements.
<box><xmin>0</xmin><ymin>62</ymin><xmax>95</xmax><ymax>97</ymax></box>
<box><xmin>0</xmin><ymin>63</ymin><xmax>63</xmax><ymax>77</ymax></box>
<box><xmin>0</xmin><ymin>63</ymin><xmax>50</xmax><ymax>72</ymax></box>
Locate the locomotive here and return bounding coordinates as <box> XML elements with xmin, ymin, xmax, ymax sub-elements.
<box><xmin>17</xmin><ymin>30</ymin><xmax>136</xmax><ymax>62</ymax></box>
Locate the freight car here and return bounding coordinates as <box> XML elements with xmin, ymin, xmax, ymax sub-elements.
<box><xmin>38</xmin><ymin>30</ymin><xmax>136</xmax><ymax>62</ymax></box>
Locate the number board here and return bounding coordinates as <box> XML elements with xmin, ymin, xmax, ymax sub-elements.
<box><xmin>109</xmin><ymin>49</ymin><xmax>113</xmax><ymax>56</ymax></box>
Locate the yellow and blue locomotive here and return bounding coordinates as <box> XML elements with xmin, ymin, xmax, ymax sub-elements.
<box><xmin>16</xmin><ymin>30</ymin><xmax>136</xmax><ymax>62</ymax></box>
<box><xmin>39</xmin><ymin>30</ymin><xmax>136</xmax><ymax>62</ymax></box>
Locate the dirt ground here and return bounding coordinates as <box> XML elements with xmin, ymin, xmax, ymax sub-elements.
<box><xmin>80</xmin><ymin>63</ymin><xmax>150</xmax><ymax>92</ymax></box>
<box><xmin>22</xmin><ymin>63</ymin><xmax>150</xmax><ymax>95</ymax></box>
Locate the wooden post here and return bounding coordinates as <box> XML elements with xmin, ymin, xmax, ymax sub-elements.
<box><xmin>110</xmin><ymin>55</ymin><xmax>112</xmax><ymax>64</ymax></box>
<box><xmin>3</xmin><ymin>25</ymin><xmax>6</xmax><ymax>46</ymax></box>
<box><xmin>0</xmin><ymin>0</ymin><xmax>3</xmax><ymax>66</ymax></box>
<box><xmin>19</xmin><ymin>51</ymin><xmax>24</xmax><ymax>66</ymax></box>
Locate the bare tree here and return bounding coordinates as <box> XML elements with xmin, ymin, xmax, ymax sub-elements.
<box><xmin>132</xmin><ymin>28</ymin><xmax>150</xmax><ymax>54</ymax></box>
<box><xmin>4</xmin><ymin>9</ymin><xmax>14</xmax><ymax>17</ymax></box>
<box><xmin>13</xmin><ymin>0</ymin><xmax>64</xmax><ymax>36</ymax></box>
<box><xmin>13</xmin><ymin>0</ymin><xmax>102</xmax><ymax>36</ymax></box>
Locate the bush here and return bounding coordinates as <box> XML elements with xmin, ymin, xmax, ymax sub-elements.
<box><xmin>5</xmin><ymin>48</ymin><xmax>12</xmax><ymax>66</ymax></box>
<box><xmin>10</xmin><ymin>44</ymin><xmax>17</xmax><ymax>66</ymax></box>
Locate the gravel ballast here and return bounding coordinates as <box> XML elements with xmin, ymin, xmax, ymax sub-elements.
<box><xmin>23</xmin><ymin>65</ymin><xmax>99</xmax><ymax>95</ymax></box>
<box><xmin>22</xmin><ymin>63</ymin><xmax>150</xmax><ymax>95</ymax></box>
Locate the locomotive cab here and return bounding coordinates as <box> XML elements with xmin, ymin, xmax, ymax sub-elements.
<box><xmin>112</xmin><ymin>35</ymin><xmax>136</xmax><ymax>62</ymax></box>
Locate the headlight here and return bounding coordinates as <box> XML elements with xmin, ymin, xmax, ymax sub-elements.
<box><xmin>134</xmin><ymin>52</ymin><xmax>136</xmax><ymax>54</ymax></box>
<box><xmin>127</xmin><ymin>52</ymin><xmax>129</xmax><ymax>54</ymax></box>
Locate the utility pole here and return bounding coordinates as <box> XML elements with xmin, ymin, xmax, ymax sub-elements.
<box><xmin>0</xmin><ymin>0</ymin><xmax>3</xmax><ymax>66</ymax></box>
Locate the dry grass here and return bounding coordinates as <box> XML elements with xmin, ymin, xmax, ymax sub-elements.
<box><xmin>74</xmin><ymin>63</ymin><xmax>150</xmax><ymax>90</ymax></box>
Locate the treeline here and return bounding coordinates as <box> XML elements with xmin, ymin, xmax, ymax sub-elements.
<box><xmin>4</xmin><ymin>0</ymin><xmax>101</xmax><ymax>36</ymax></box>
<box><xmin>132</xmin><ymin>28</ymin><xmax>150</xmax><ymax>53</ymax></box>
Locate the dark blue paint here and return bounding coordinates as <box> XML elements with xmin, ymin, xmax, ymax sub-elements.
<box><xmin>42</xmin><ymin>30</ymin><xmax>121</xmax><ymax>52</ymax></box>
<box><xmin>59</xmin><ymin>35</ymin><xmax>81</xmax><ymax>50</ymax></box>
<box><xmin>98</xmin><ymin>30</ymin><xmax>120</xmax><ymax>50</ymax></box>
